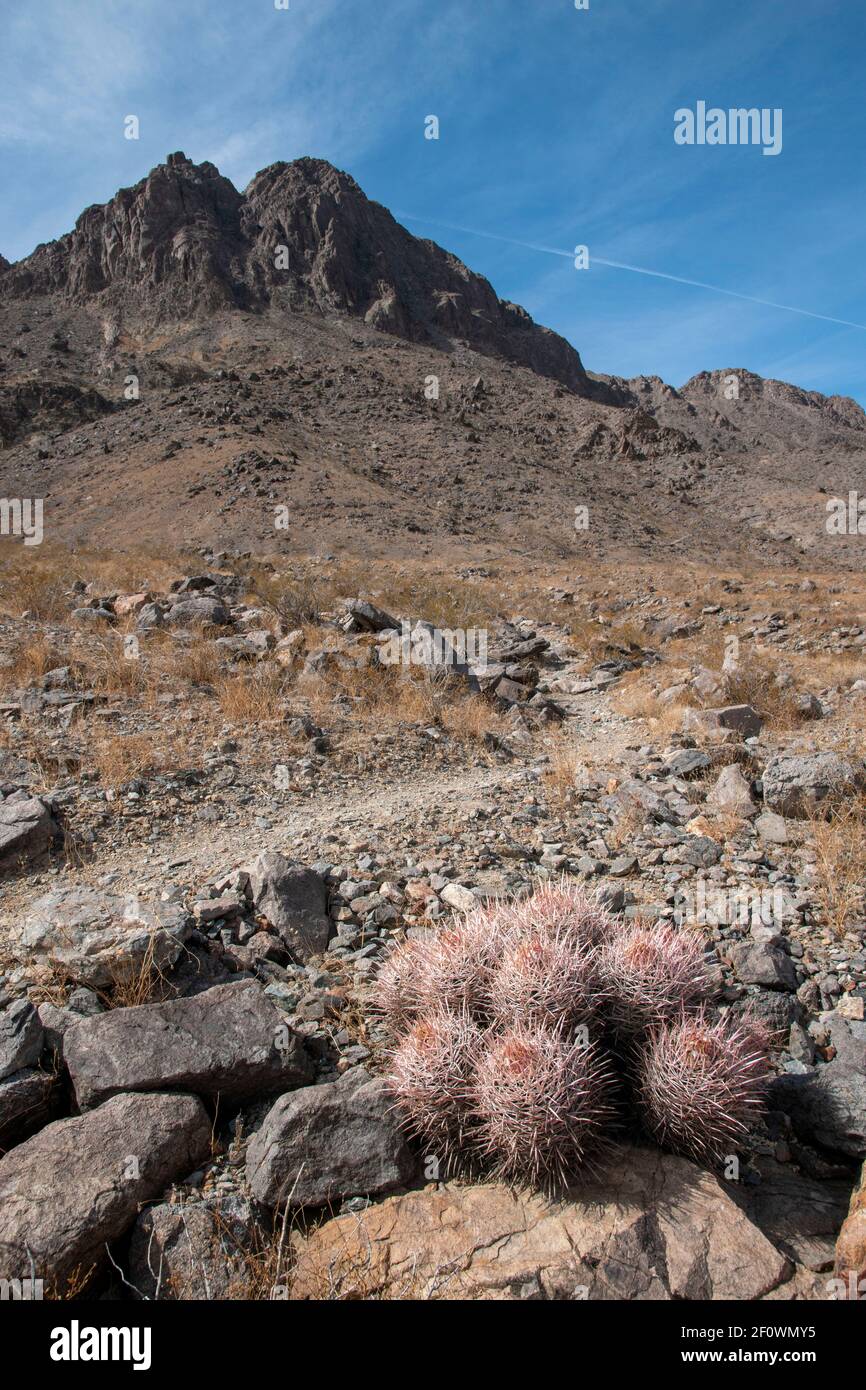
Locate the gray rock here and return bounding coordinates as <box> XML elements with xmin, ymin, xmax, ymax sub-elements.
<box><xmin>127</xmin><ymin>1195</ymin><xmax>257</xmax><ymax>1300</ymax></box>
<box><xmin>762</xmin><ymin>752</ymin><xmax>864</xmax><ymax>818</ymax></box>
<box><xmin>343</xmin><ymin>598</ymin><xmax>398</xmax><ymax>633</ymax></box>
<box><xmin>707</xmin><ymin>763</ymin><xmax>758</xmax><ymax>817</ymax></box>
<box><xmin>166</xmin><ymin>595</ymin><xmax>230</xmax><ymax>627</ymax></box>
<box><xmin>0</xmin><ymin>1092</ymin><xmax>211</xmax><ymax>1287</ymax></box>
<box><xmin>755</xmin><ymin>811</ymin><xmax>789</xmax><ymax>844</ymax></box>
<box><xmin>772</xmin><ymin>1064</ymin><xmax>866</xmax><ymax>1158</ymax></box>
<box><xmin>247</xmin><ymin>852</ymin><xmax>331</xmax><ymax>962</ymax></box>
<box><xmin>0</xmin><ymin>795</ymin><xmax>59</xmax><ymax>867</ymax></box>
<box><xmin>0</xmin><ymin>1069</ymin><xmax>54</xmax><ymax>1150</ymax></box>
<box><xmin>65</xmin><ymin>979</ymin><xmax>312</xmax><ymax>1109</ymax></box>
<box><xmin>12</xmin><ymin>889</ymin><xmax>192</xmax><ymax>990</ymax></box>
<box><xmin>0</xmin><ymin>1000</ymin><xmax>43</xmax><ymax>1081</ymax></box>
<box><xmin>678</xmin><ymin>835</ymin><xmax>722</xmax><ymax>869</ymax></box>
<box><xmin>664</xmin><ymin>749</ymin><xmax>711</xmax><ymax>779</ymax></box>
<box><xmin>135</xmin><ymin>602</ymin><xmax>165</xmax><ymax>630</ymax></box>
<box><xmin>726</xmin><ymin>941</ymin><xmax>797</xmax><ymax>991</ymax></box>
<box><xmin>247</xmin><ymin>1073</ymin><xmax>415</xmax><ymax>1209</ymax></box>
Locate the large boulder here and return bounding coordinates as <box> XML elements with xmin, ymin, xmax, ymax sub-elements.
<box><xmin>771</xmin><ymin>1062</ymin><xmax>866</xmax><ymax>1158</ymax></box>
<box><xmin>127</xmin><ymin>1195</ymin><xmax>257</xmax><ymax>1300</ymax></box>
<box><xmin>0</xmin><ymin>795</ymin><xmax>59</xmax><ymax>868</ymax></box>
<box><xmin>289</xmin><ymin>1147</ymin><xmax>789</xmax><ymax>1300</ymax></box>
<box><xmin>9</xmin><ymin>889</ymin><xmax>192</xmax><ymax>990</ymax></box>
<box><xmin>246</xmin><ymin>853</ymin><xmax>331</xmax><ymax>962</ymax></box>
<box><xmin>0</xmin><ymin>1092</ymin><xmax>211</xmax><ymax>1288</ymax></box>
<box><xmin>246</xmin><ymin>1072</ymin><xmax>415</xmax><ymax>1209</ymax></box>
<box><xmin>762</xmin><ymin>751</ymin><xmax>864</xmax><ymax>818</ymax></box>
<box><xmin>833</xmin><ymin>1162</ymin><xmax>866</xmax><ymax>1299</ymax></box>
<box><xmin>65</xmin><ymin>979</ymin><xmax>312</xmax><ymax>1109</ymax></box>
<box><xmin>166</xmin><ymin>594</ymin><xmax>230</xmax><ymax>626</ymax></box>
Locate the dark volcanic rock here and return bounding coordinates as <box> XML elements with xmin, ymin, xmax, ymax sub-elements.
<box><xmin>0</xmin><ymin>795</ymin><xmax>59</xmax><ymax>869</ymax></box>
<box><xmin>246</xmin><ymin>852</ymin><xmax>331</xmax><ymax>961</ymax></box>
<box><xmin>246</xmin><ymin>1072</ymin><xmax>415</xmax><ymax>1209</ymax></box>
<box><xmin>0</xmin><ymin>1091</ymin><xmax>211</xmax><ymax>1287</ymax></box>
<box><xmin>64</xmin><ymin>979</ymin><xmax>312</xmax><ymax>1108</ymax></box>
<box><xmin>127</xmin><ymin>1195</ymin><xmax>257</xmax><ymax>1300</ymax></box>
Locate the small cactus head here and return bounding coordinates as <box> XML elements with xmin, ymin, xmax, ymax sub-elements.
<box><xmin>498</xmin><ymin>878</ymin><xmax>617</xmax><ymax>948</ymax></box>
<box><xmin>470</xmin><ymin>1022</ymin><xmax>617</xmax><ymax>1191</ymax></box>
<box><xmin>411</xmin><ymin>907</ymin><xmax>506</xmax><ymax>1020</ymax></box>
<box><xmin>387</xmin><ymin>1007</ymin><xmax>483</xmax><ymax>1173</ymax></box>
<box><xmin>636</xmin><ymin>1009</ymin><xmax>771</xmax><ymax>1162</ymax></box>
<box><xmin>599</xmin><ymin>920</ymin><xmax>711</xmax><ymax>1035</ymax></box>
<box><xmin>374</xmin><ymin>906</ymin><xmax>504</xmax><ymax>1032</ymax></box>
<box><xmin>487</xmin><ymin>928</ymin><xmax>604</xmax><ymax>1032</ymax></box>
<box><xmin>374</xmin><ymin>937</ymin><xmax>431</xmax><ymax>1036</ymax></box>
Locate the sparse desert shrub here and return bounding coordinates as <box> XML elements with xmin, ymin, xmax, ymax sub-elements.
<box><xmin>470</xmin><ymin>1022</ymin><xmax>616</xmax><ymax>1189</ymax></box>
<box><xmin>636</xmin><ymin>1010</ymin><xmax>771</xmax><ymax>1162</ymax></box>
<box><xmin>599</xmin><ymin>920</ymin><xmax>711</xmax><ymax>1035</ymax></box>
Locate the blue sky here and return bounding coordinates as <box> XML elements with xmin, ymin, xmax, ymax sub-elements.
<box><xmin>2</xmin><ymin>0</ymin><xmax>865</xmax><ymax>402</ymax></box>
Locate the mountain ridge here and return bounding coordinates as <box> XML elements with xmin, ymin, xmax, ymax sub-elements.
<box><xmin>1</xmin><ymin>153</ymin><xmax>864</xmax><ymax>568</ymax></box>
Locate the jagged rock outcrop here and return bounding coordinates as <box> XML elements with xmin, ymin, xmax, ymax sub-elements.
<box><xmin>5</xmin><ymin>152</ymin><xmax>598</xmax><ymax>394</ymax></box>
<box><xmin>6</xmin><ymin>153</ymin><xmax>248</xmax><ymax>315</ymax></box>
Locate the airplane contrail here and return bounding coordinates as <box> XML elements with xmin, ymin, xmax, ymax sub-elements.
<box><xmin>393</xmin><ymin>210</ymin><xmax>866</xmax><ymax>333</ymax></box>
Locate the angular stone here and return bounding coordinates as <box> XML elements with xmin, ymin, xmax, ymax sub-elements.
<box><xmin>290</xmin><ymin>1147</ymin><xmax>788</xmax><ymax>1300</ymax></box>
<box><xmin>0</xmin><ymin>1069</ymin><xmax>55</xmax><ymax>1151</ymax></box>
<box><xmin>0</xmin><ymin>1092</ymin><xmax>211</xmax><ymax>1287</ymax></box>
<box><xmin>11</xmin><ymin>888</ymin><xmax>192</xmax><ymax>990</ymax></box>
<box><xmin>247</xmin><ymin>1073</ymin><xmax>414</xmax><ymax>1209</ymax></box>
<box><xmin>127</xmin><ymin>1195</ymin><xmax>257</xmax><ymax>1300</ymax></box>
<box><xmin>664</xmin><ymin>749</ymin><xmax>711</xmax><ymax>779</ymax></box>
<box><xmin>166</xmin><ymin>594</ymin><xmax>230</xmax><ymax>627</ymax></box>
<box><xmin>772</xmin><ymin>1064</ymin><xmax>866</xmax><ymax>1158</ymax></box>
<box><xmin>246</xmin><ymin>852</ymin><xmax>331</xmax><ymax>961</ymax></box>
<box><xmin>65</xmin><ymin>980</ymin><xmax>311</xmax><ymax>1109</ymax></box>
<box><xmin>0</xmin><ymin>1000</ymin><xmax>43</xmax><ymax>1081</ymax></box>
<box><xmin>726</xmin><ymin>941</ymin><xmax>797</xmax><ymax>991</ymax></box>
<box><xmin>0</xmin><ymin>795</ymin><xmax>59</xmax><ymax>867</ymax></box>
<box><xmin>707</xmin><ymin>763</ymin><xmax>758</xmax><ymax>817</ymax></box>
<box><xmin>755</xmin><ymin>811</ymin><xmax>789</xmax><ymax>844</ymax></box>
<box><xmin>440</xmin><ymin>883</ymin><xmax>477</xmax><ymax>913</ymax></box>
<box><xmin>343</xmin><ymin>598</ymin><xmax>398</xmax><ymax>633</ymax></box>
<box><xmin>762</xmin><ymin>751</ymin><xmax>864</xmax><ymax>819</ymax></box>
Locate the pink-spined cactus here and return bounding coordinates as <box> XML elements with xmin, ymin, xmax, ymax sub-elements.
<box><xmin>486</xmin><ymin>927</ymin><xmax>605</xmax><ymax>1032</ymax></box>
<box><xmin>470</xmin><ymin>1021</ymin><xmax>617</xmax><ymax>1190</ymax></box>
<box><xmin>387</xmin><ymin>1007</ymin><xmax>484</xmax><ymax>1171</ymax></box>
<box><xmin>373</xmin><ymin>936</ymin><xmax>431</xmax><ymax>1037</ymax></box>
<box><xmin>499</xmin><ymin>878</ymin><xmax>617</xmax><ymax>948</ymax></box>
<box><xmin>636</xmin><ymin>1010</ymin><xmax>771</xmax><ymax>1162</ymax></box>
<box><xmin>599</xmin><ymin>920</ymin><xmax>711</xmax><ymax>1035</ymax></box>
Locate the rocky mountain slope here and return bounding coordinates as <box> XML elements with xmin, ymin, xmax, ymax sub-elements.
<box><xmin>1</xmin><ymin>153</ymin><xmax>865</xmax><ymax>567</ymax></box>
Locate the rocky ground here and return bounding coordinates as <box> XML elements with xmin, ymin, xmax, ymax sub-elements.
<box><xmin>0</xmin><ymin>548</ymin><xmax>864</xmax><ymax>1300</ymax></box>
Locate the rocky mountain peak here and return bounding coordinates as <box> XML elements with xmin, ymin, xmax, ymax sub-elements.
<box><xmin>4</xmin><ymin>153</ymin><xmax>597</xmax><ymax>394</ymax></box>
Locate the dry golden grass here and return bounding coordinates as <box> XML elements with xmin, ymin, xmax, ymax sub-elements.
<box><xmin>541</xmin><ymin>738</ymin><xmax>585</xmax><ymax>806</ymax></box>
<box><xmin>215</xmin><ymin>667</ymin><xmax>289</xmax><ymax>723</ymax></box>
<box><xmin>808</xmin><ymin>795</ymin><xmax>866</xmax><ymax>935</ymax></box>
<box><xmin>90</xmin><ymin>730</ymin><xmax>178</xmax><ymax>791</ymax></box>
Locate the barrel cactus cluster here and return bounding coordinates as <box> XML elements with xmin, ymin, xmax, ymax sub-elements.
<box><xmin>375</xmin><ymin>880</ymin><xmax>770</xmax><ymax>1190</ymax></box>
